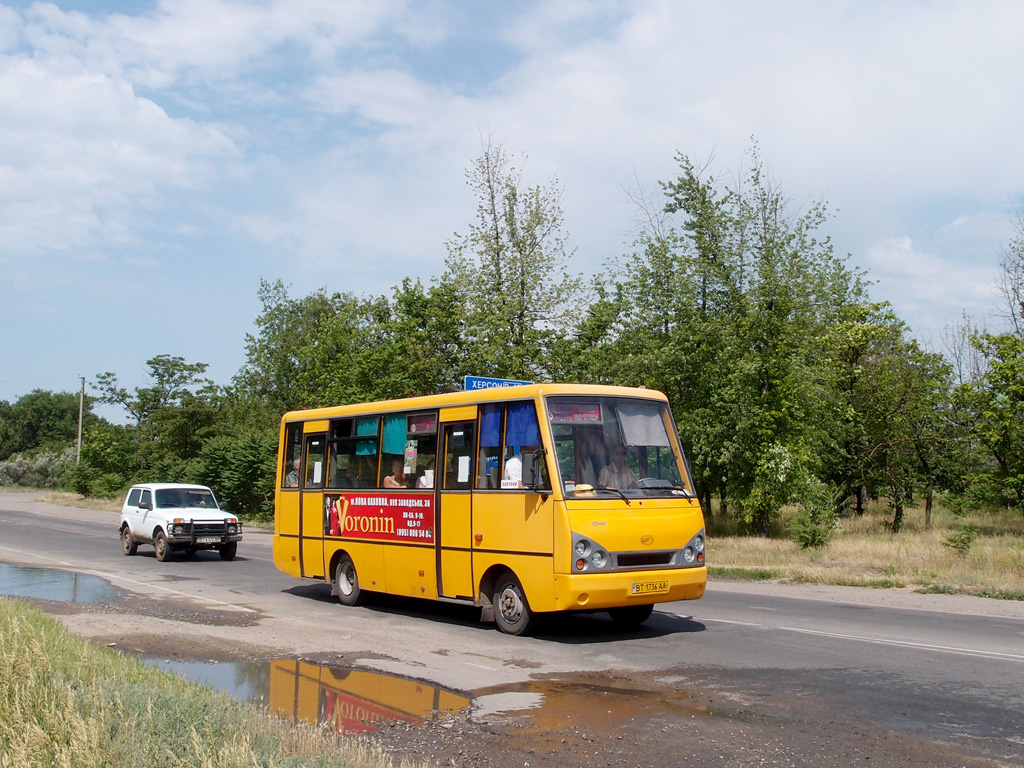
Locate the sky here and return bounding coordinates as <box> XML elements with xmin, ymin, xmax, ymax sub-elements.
<box><xmin>1</xmin><ymin>0</ymin><xmax>1022</xmax><ymax>417</ymax></box>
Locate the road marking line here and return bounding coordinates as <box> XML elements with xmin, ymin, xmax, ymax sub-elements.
<box><xmin>778</xmin><ymin>625</ymin><xmax>1024</xmax><ymax>663</ymax></box>
<box><xmin>703</xmin><ymin>614</ymin><xmax>1023</xmax><ymax>663</ymax></box>
<box><xmin>702</xmin><ymin>618</ymin><xmax>763</xmax><ymax>627</ymax></box>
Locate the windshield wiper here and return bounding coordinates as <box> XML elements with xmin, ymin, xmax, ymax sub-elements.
<box><xmin>605</xmin><ymin>487</ymin><xmax>631</xmax><ymax>505</ymax></box>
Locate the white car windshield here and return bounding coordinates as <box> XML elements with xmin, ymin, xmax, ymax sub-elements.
<box><xmin>155</xmin><ymin>488</ymin><xmax>218</xmax><ymax>509</ymax></box>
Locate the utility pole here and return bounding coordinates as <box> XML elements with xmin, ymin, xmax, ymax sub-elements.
<box><xmin>77</xmin><ymin>375</ymin><xmax>85</xmax><ymax>463</ymax></box>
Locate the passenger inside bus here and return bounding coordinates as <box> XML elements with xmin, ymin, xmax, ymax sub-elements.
<box><xmin>383</xmin><ymin>460</ymin><xmax>408</xmax><ymax>488</ymax></box>
<box><xmin>416</xmin><ymin>458</ymin><xmax>435</xmax><ymax>488</ymax></box>
<box><xmin>503</xmin><ymin>445</ymin><xmax>538</xmax><ymax>489</ymax></box>
<box><xmin>598</xmin><ymin>446</ymin><xmax>637</xmax><ymax>489</ymax></box>
<box><xmin>285</xmin><ymin>459</ymin><xmax>300</xmax><ymax>488</ymax></box>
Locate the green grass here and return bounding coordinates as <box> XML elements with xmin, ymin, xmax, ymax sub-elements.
<box><xmin>0</xmin><ymin>598</ymin><xmax>423</xmax><ymax>768</ymax></box>
<box><xmin>708</xmin><ymin>566</ymin><xmax>782</xmax><ymax>581</ymax></box>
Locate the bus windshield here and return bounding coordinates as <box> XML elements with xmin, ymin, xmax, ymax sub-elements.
<box><xmin>545</xmin><ymin>395</ymin><xmax>690</xmax><ymax>499</ymax></box>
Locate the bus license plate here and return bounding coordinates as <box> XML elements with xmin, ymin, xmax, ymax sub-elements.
<box><xmin>197</xmin><ymin>536</ymin><xmax>220</xmax><ymax>544</ymax></box>
<box><xmin>631</xmin><ymin>580</ymin><xmax>668</xmax><ymax>595</ymax></box>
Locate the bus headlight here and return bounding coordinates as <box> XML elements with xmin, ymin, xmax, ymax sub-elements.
<box><xmin>572</xmin><ymin>532</ymin><xmax>611</xmax><ymax>571</ymax></box>
<box><xmin>680</xmin><ymin>529</ymin><xmax>706</xmax><ymax>566</ymax></box>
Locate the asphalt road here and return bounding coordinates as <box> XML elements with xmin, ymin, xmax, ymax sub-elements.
<box><xmin>2</xmin><ymin>491</ymin><xmax>1023</xmax><ymax>767</ymax></box>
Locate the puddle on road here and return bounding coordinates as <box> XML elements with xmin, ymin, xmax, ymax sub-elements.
<box><xmin>0</xmin><ymin>562</ymin><xmax>123</xmax><ymax>603</ymax></box>
<box><xmin>154</xmin><ymin>658</ymin><xmax>471</xmax><ymax>734</ymax></box>
<box><xmin>153</xmin><ymin>656</ymin><xmax>712</xmax><ymax>741</ymax></box>
<box><xmin>1</xmin><ymin>564</ymin><xmax>713</xmax><ymax>742</ymax></box>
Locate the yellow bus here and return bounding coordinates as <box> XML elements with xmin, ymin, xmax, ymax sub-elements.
<box><xmin>273</xmin><ymin>384</ymin><xmax>706</xmax><ymax>635</ymax></box>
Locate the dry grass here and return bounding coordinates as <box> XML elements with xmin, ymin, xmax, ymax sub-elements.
<box><xmin>708</xmin><ymin>500</ymin><xmax>1024</xmax><ymax>599</ymax></box>
<box><xmin>35</xmin><ymin>491</ymin><xmax>121</xmax><ymax>513</ymax></box>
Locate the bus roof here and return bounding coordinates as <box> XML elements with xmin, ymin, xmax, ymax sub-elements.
<box><xmin>280</xmin><ymin>383</ymin><xmax>668</xmax><ymax>424</ymax></box>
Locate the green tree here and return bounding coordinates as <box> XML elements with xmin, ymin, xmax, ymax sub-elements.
<box><xmin>93</xmin><ymin>355</ymin><xmax>216</xmax><ymax>475</ymax></box>
<box><xmin>444</xmin><ymin>139</ymin><xmax>584</xmax><ymax>380</ymax></box>
<box><xmin>953</xmin><ymin>209</ymin><xmax>1024</xmax><ymax>516</ymax></box>
<box><xmin>617</xmin><ymin>145</ymin><xmax>866</xmax><ymax>533</ymax></box>
<box><xmin>852</xmin><ymin>333</ymin><xmax>953</xmax><ymax>532</ymax></box>
<box><xmin>963</xmin><ymin>332</ymin><xmax>1024</xmax><ymax>512</ymax></box>
<box><xmin>547</xmin><ymin>277</ymin><xmax>626</xmax><ymax>384</ymax></box>
<box><xmin>234</xmin><ymin>279</ymin><xmax>389</xmax><ymax>413</ymax></box>
<box><xmin>191</xmin><ymin>431</ymin><xmax>278</xmax><ymax>519</ymax></box>
<box><xmin>363</xmin><ymin>277</ymin><xmax>468</xmax><ymax>398</ymax></box>
<box><xmin>62</xmin><ymin>422</ymin><xmax>135</xmax><ymax>497</ymax></box>
<box><xmin>0</xmin><ymin>389</ymin><xmax>97</xmax><ymax>460</ymax></box>
<box><xmin>816</xmin><ymin>302</ymin><xmax>959</xmax><ymax>529</ymax></box>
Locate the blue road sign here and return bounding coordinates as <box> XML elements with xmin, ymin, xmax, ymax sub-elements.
<box><xmin>464</xmin><ymin>376</ymin><xmax>533</xmax><ymax>390</ymax></box>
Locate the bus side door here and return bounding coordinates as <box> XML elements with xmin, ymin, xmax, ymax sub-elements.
<box><xmin>300</xmin><ymin>427</ymin><xmax>327</xmax><ymax>579</ymax></box>
<box><xmin>437</xmin><ymin>410</ymin><xmax>476</xmax><ymax>599</ymax></box>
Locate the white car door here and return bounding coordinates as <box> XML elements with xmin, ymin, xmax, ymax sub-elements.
<box><xmin>138</xmin><ymin>488</ymin><xmax>155</xmax><ymax>543</ymax></box>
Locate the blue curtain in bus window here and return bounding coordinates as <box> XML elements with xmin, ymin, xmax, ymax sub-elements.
<box><xmin>480</xmin><ymin>404</ymin><xmax>502</xmax><ymax>447</ymax></box>
<box><xmin>382</xmin><ymin>415</ymin><xmax>406</xmax><ymax>454</ymax></box>
<box><xmin>355</xmin><ymin>416</ymin><xmax>378</xmax><ymax>454</ymax></box>
<box><xmin>506</xmin><ymin>402</ymin><xmax>540</xmax><ymax>447</ymax></box>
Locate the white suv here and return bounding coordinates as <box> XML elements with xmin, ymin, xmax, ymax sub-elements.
<box><xmin>119</xmin><ymin>483</ymin><xmax>243</xmax><ymax>562</ymax></box>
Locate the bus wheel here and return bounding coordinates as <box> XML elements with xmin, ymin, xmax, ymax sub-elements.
<box><xmin>608</xmin><ymin>604</ymin><xmax>654</xmax><ymax>626</ymax></box>
<box><xmin>492</xmin><ymin>571</ymin><xmax>535</xmax><ymax>636</ymax></box>
<box><xmin>335</xmin><ymin>555</ymin><xmax>363</xmax><ymax>606</ymax></box>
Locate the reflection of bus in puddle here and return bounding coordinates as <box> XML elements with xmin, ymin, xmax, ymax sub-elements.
<box><xmin>268</xmin><ymin>660</ymin><xmax>471</xmax><ymax>734</ymax></box>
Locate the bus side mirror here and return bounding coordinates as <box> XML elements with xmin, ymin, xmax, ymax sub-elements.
<box><xmin>522</xmin><ymin>449</ymin><xmax>543</xmax><ymax>490</ymax></box>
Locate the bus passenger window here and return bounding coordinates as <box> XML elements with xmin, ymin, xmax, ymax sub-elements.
<box><xmin>379</xmin><ymin>411</ymin><xmax>438</xmax><ymax>489</ymax></box>
<box><xmin>503</xmin><ymin>402</ymin><xmax>548</xmax><ymax>490</ymax></box>
<box><xmin>283</xmin><ymin>424</ymin><xmax>302</xmax><ymax>488</ymax></box>
<box><xmin>444</xmin><ymin>423</ymin><xmax>475</xmax><ymax>491</ymax></box>
<box><xmin>304</xmin><ymin>437</ymin><xmax>325</xmax><ymax>489</ymax></box>
<box><xmin>477</xmin><ymin>404</ymin><xmax>502</xmax><ymax>489</ymax></box>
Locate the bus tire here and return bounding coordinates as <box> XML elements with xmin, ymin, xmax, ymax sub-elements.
<box><xmin>334</xmin><ymin>555</ymin><xmax>363</xmax><ymax>606</ymax></box>
<box><xmin>608</xmin><ymin>603</ymin><xmax>654</xmax><ymax>627</ymax></box>
<box><xmin>492</xmin><ymin>570</ymin><xmax>535</xmax><ymax>636</ymax></box>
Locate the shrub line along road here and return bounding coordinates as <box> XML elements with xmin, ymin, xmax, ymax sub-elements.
<box><xmin>2</xmin><ymin>491</ymin><xmax>1023</xmax><ymax>768</ymax></box>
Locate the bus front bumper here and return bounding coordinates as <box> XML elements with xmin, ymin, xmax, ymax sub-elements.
<box><xmin>552</xmin><ymin>567</ymin><xmax>707</xmax><ymax>612</ymax></box>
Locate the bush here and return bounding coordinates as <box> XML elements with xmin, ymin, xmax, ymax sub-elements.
<box><xmin>191</xmin><ymin>430</ymin><xmax>278</xmax><ymax>520</ymax></box>
<box><xmin>0</xmin><ymin>448</ymin><xmax>75</xmax><ymax>488</ymax></box>
<box><xmin>789</xmin><ymin>480</ymin><xmax>841</xmax><ymax>549</ymax></box>
<box><xmin>943</xmin><ymin>522</ymin><xmax>978</xmax><ymax>557</ymax></box>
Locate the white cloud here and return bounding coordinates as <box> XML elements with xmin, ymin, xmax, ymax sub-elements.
<box><xmin>1</xmin><ymin>0</ymin><xmax>1023</xmax><ymax>403</ymax></box>
<box><xmin>0</xmin><ymin>54</ymin><xmax>238</xmax><ymax>263</ymax></box>
<box><xmin>863</xmin><ymin>234</ymin><xmax>1003</xmax><ymax>339</ymax></box>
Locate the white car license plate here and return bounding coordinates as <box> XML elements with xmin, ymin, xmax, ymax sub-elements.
<box><xmin>197</xmin><ymin>536</ymin><xmax>220</xmax><ymax>544</ymax></box>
